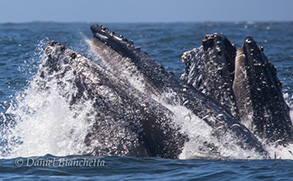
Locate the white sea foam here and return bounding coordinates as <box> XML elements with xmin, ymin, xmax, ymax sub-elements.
<box><xmin>3</xmin><ymin>85</ymin><xmax>92</xmax><ymax>158</ymax></box>
<box><xmin>0</xmin><ymin>41</ymin><xmax>94</xmax><ymax>158</ymax></box>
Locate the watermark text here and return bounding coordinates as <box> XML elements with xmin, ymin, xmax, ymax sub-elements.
<box><xmin>14</xmin><ymin>157</ymin><xmax>106</xmax><ymax>167</ymax></box>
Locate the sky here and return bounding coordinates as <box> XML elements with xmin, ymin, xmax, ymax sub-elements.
<box><xmin>0</xmin><ymin>0</ymin><xmax>292</xmax><ymax>23</ymax></box>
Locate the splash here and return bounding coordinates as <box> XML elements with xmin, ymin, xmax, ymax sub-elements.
<box><xmin>0</xmin><ymin>40</ymin><xmax>94</xmax><ymax>158</ymax></box>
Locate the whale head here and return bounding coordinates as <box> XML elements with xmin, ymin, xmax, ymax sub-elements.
<box><xmin>233</xmin><ymin>36</ymin><xmax>293</xmax><ymax>144</ymax></box>
<box><xmin>181</xmin><ymin>33</ymin><xmax>238</xmax><ymax>116</ymax></box>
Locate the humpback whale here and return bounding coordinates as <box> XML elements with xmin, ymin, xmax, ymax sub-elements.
<box><xmin>36</xmin><ymin>24</ymin><xmax>292</xmax><ymax>159</ymax></box>
<box><xmin>41</xmin><ymin>41</ymin><xmax>186</xmax><ymax>158</ymax></box>
<box><xmin>181</xmin><ymin>34</ymin><xmax>293</xmax><ymax>145</ymax></box>
<box><xmin>89</xmin><ymin>25</ymin><xmax>267</xmax><ymax>155</ymax></box>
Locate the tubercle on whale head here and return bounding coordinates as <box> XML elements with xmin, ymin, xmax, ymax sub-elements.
<box><xmin>44</xmin><ymin>40</ymin><xmax>80</xmax><ymax>71</ymax></box>
<box><xmin>45</xmin><ymin>40</ymin><xmax>62</xmax><ymax>54</ymax></box>
<box><xmin>44</xmin><ymin>40</ymin><xmax>65</xmax><ymax>67</ymax></box>
<box><xmin>243</xmin><ymin>36</ymin><xmax>260</xmax><ymax>57</ymax></box>
<box><xmin>201</xmin><ymin>33</ymin><xmax>237</xmax><ymax>77</ymax></box>
<box><xmin>40</xmin><ymin>41</ymin><xmax>70</xmax><ymax>79</ymax></box>
<box><xmin>90</xmin><ymin>24</ymin><xmax>146</xmax><ymax>60</ymax></box>
<box><xmin>201</xmin><ymin>34</ymin><xmax>236</xmax><ymax>53</ymax></box>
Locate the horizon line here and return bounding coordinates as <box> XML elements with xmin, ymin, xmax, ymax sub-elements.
<box><xmin>0</xmin><ymin>20</ymin><xmax>293</xmax><ymax>24</ymax></box>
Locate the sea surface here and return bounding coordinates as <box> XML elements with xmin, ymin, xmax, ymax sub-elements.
<box><xmin>0</xmin><ymin>22</ymin><xmax>292</xmax><ymax>180</ymax></box>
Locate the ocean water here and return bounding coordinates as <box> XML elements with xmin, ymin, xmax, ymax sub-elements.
<box><xmin>0</xmin><ymin>22</ymin><xmax>292</xmax><ymax>180</ymax></box>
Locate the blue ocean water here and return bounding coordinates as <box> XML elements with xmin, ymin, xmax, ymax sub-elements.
<box><xmin>0</xmin><ymin>22</ymin><xmax>292</xmax><ymax>180</ymax></box>
<box><xmin>1</xmin><ymin>155</ymin><xmax>293</xmax><ymax>180</ymax></box>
